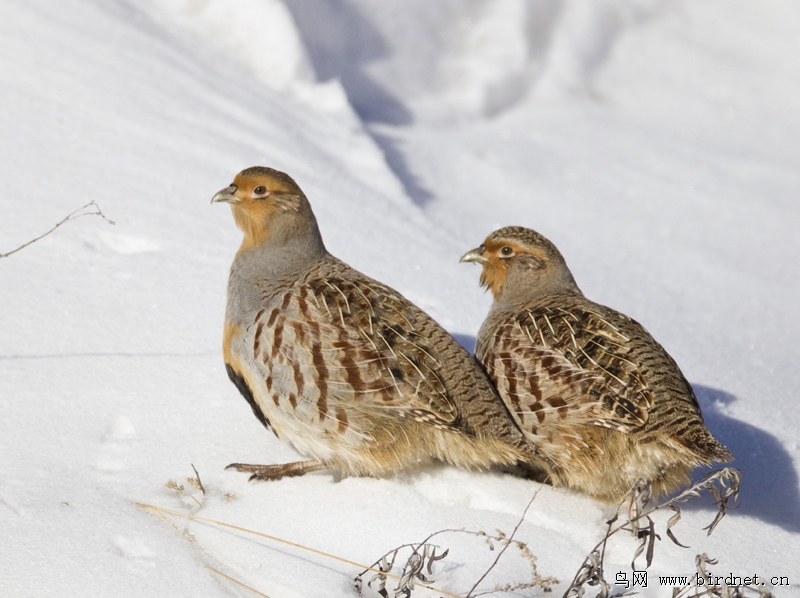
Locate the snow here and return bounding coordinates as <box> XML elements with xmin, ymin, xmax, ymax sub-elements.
<box><xmin>1</xmin><ymin>0</ymin><xmax>798</xmax><ymax>596</ymax></box>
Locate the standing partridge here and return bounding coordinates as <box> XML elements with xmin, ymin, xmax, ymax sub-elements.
<box><xmin>461</xmin><ymin>226</ymin><xmax>732</xmax><ymax>500</ymax></box>
<box><xmin>212</xmin><ymin>167</ymin><xmax>547</xmax><ymax>481</ymax></box>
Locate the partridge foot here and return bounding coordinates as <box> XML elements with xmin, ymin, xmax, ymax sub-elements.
<box><xmin>226</xmin><ymin>460</ymin><xmax>326</xmax><ymax>482</ymax></box>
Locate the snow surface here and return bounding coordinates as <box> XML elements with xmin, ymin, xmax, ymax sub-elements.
<box><xmin>1</xmin><ymin>0</ymin><xmax>799</xmax><ymax>596</ymax></box>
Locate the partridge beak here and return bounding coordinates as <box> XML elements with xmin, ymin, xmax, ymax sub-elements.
<box><xmin>460</xmin><ymin>247</ymin><xmax>488</xmax><ymax>264</ymax></box>
<box><xmin>211</xmin><ymin>185</ymin><xmax>240</xmax><ymax>205</ymax></box>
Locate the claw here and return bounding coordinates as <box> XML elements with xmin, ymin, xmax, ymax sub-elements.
<box><xmin>224</xmin><ymin>460</ymin><xmax>327</xmax><ymax>481</ymax></box>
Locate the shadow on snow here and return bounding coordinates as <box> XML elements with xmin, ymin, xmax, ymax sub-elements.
<box><xmin>690</xmin><ymin>384</ymin><xmax>800</xmax><ymax>533</ymax></box>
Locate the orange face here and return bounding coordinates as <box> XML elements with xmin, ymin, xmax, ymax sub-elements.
<box><xmin>461</xmin><ymin>236</ymin><xmax>548</xmax><ymax>299</ymax></box>
<box><xmin>212</xmin><ymin>167</ymin><xmax>305</xmax><ymax>250</ymax></box>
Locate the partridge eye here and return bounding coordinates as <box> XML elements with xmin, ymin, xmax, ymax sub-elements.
<box><xmin>254</xmin><ymin>186</ymin><xmax>267</xmax><ymax>195</ymax></box>
<box><xmin>500</xmin><ymin>246</ymin><xmax>514</xmax><ymax>256</ymax></box>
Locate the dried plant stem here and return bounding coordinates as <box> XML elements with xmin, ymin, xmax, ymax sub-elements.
<box><xmin>143</xmin><ymin>502</ymin><xmax>268</xmax><ymax>596</ymax></box>
<box><xmin>137</xmin><ymin>503</ymin><xmax>460</xmax><ymax>598</ymax></box>
<box><xmin>563</xmin><ymin>468</ymin><xmax>741</xmax><ymax>598</ymax></box>
<box><xmin>0</xmin><ymin>200</ymin><xmax>114</xmax><ymax>259</ymax></box>
<box><xmin>207</xmin><ymin>566</ymin><xmax>272</xmax><ymax>597</ymax></box>
<box><xmin>466</xmin><ymin>484</ymin><xmax>543</xmax><ymax>598</ymax></box>
<box><xmin>190</xmin><ymin>463</ymin><xmax>206</xmax><ymax>495</ymax></box>
<box><xmin>357</xmin><ymin>482</ymin><xmax>555</xmax><ymax>598</ymax></box>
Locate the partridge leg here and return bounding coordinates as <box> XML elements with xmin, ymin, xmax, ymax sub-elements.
<box><xmin>226</xmin><ymin>460</ymin><xmax>326</xmax><ymax>481</ymax></box>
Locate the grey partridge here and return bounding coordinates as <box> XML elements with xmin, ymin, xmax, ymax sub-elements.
<box><xmin>461</xmin><ymin>226</ymin><xmax>732</xmax><ymax>500</ymax></box>
<box><xmin>212</xmin><ymin>168</ymin><xmax>547</xmax><ymax>481</ymax></box>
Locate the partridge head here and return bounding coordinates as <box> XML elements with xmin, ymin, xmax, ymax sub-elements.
<box><xmin>460</xmin><ymin>226</ymin><xmax>580</xmax><ymax>304</ymax></box>
<box><xmin>213</xmin><ymin>169</ymin><xmax>549</xmax><ymax>482</ymax></box>
<box><xmin>462</xmin><ymin>226</ymin><xmax>732</xmax><ymax>500</ymax></box>
<box><xmin>212</xmin><ymin>167</ymin><xmax>325</xmax><ymax>256</ymax></box>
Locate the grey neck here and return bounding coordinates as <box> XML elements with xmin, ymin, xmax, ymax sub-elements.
<box><xmin>495</xmin><ymin>263</ymin><xmax>582</xmax><ymax>309</ymax></box>
<box><xmin>227</xmin><ymin>215</ymin><xmax>328</xmax><ymax>321</ymax></box>
<box><xmin>264</xmin><ymin>207</ymin><xmax>326</xmax><ymax>255</ymax></box>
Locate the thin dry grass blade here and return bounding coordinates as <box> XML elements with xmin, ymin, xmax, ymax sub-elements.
<box><xmin>465</xmin><ymin>484</ymin><xmax>543</xmax><ymax>598</ymax></box>
<box><xmin>137</xmin><ymin>503</ymin><xmax>461</xmax><ymax>598</ymax></box>
<box><xmin>207</xmin><ymin>566</ymin><xmax>271</xmax><ymax>597</ymax></box>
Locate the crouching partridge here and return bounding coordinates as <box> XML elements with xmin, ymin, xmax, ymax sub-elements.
<box><xmin>212</xmin><ymin>167</ymin><xmax>547</xmax><ymax>481</ymax></box>
<box><xmin>461</xmin><ymin>226</ymin><xmax>732</xmax><ymax>500</ymax></box>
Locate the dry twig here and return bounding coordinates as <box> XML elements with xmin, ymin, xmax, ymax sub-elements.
<box><xmin>1</xmin><ymin>200</ymin><xmax>114</xmax><ymax>259</ymax></box>
<box><xmin>563</xmin><ymin>468</ymin><xmax>742</xmax><ymax>598</ymax></box>
<box><xmin>356</xmin><ymin>484</ymin><xmax>556</xmax><ymax>598</ymax></box>
<box><xmin>189</xmin><ymin>463</ymin><xmax>206</xmax><ymax>495</ymax></box>
<box><xmin>466</xmin><ymin>484</ymin><xmax>544</xmax><ymax>597</ymax></box>
<box><xmin>669</xmin><ymin>553</ymin><xmax>775</xmax><ymax>598</ymax></box>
